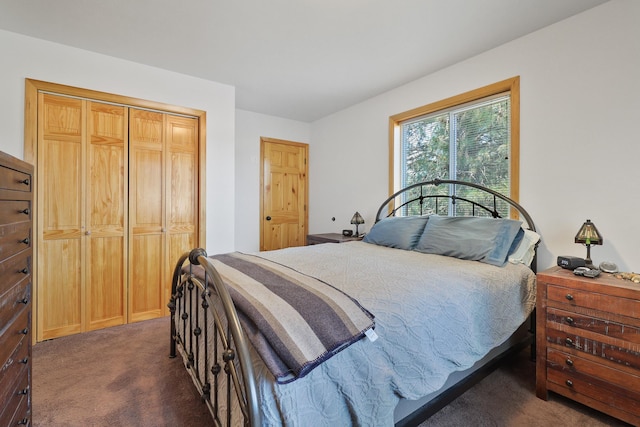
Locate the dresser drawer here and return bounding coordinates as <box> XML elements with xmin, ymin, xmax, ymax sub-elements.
<box><xmin>547</xmin><ymin>307</ymin><xmax>640</xmax><ymax>345</ymax></box>
<box><xmin>0</xmin><ymin>370</ymin><xmax>29</xmax><ymax>426</ymax></box>
<box><xmin>0</xmin><ymin>251</ymin><xmax>31</xmax><ymax>297</ymax></box>
<box><xmin>0</xmin><ymin>332</ymin><xmax>29</xmax><ymax>386</ymax></box>
<box><xmin>0</xmin><ymin>201</ymin><xmax>31</xmax><ymax>227</ymax></box>
<box><xmin>0</xmin><ymin>222</ymin><xmax>31</xmax><ymax>261</ymax></box>
<box><xmin>0</xmin><ymin>356</ymin><xmax>28</xmax><ymax>416</ymax></box>
<box><xmin>9</xmin><ymin>395</ymin><xmax>31</xmax><ymax>427</ymax></box>
<box><xmin>0</xmin><ymin>276</ymin><xmax>30</xmax><ymax>330</ymax></box>
<box><xmin>0</xmin><ymin>307</ymin><xmax>30</xmax><ymax>368</ymax></box>
<box><xmin>0</xmin><ymin>164</ymin><xmax>32</xmax><ymax>193</ymax></box>
<box><xmin>547</xmin><ymin>284</ymin><xmax>640</xmax><ymax>318</ymax></box>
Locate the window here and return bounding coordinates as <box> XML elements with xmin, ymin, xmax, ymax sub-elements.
<box><xmin>389</xmin><ymin>77</ymin><xmax>520</xmax><ymax>217</ymax></box>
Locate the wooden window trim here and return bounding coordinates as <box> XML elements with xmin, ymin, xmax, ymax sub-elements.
<box><xmin>388</xmin><ymin>76</ymin><xmax>520</xmax><ymax>202</ymax></box>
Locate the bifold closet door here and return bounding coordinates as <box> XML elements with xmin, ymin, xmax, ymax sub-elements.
<box><xmin>164</xmin><ymin>114</ymin><xmax>198</xmax><ymax>315</ymax></box>
<box><xmin>37</xmin><ymin>94</ymin><xmax>127</xmax><ymax>341</ymax></box>
<box><xmin>129</xmin><ymin>110</ymin><xmax>198</xmax><ymax>321</ymax></box>
<box><xmin>129</xmin><ymin>109</ymin><xmax>165</xmax><ymax>322</ymax></box>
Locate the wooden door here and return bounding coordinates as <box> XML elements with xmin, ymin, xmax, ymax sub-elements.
<box><xmin>37</xmin><ymin>95</ymin><xmax>127</xmax><ymax>340</ymax></box>
<box><xmin>86</xmin><ymin>102</ymin><xmax>127</xmax><ymax>331</ymax></box>
<box><xmin>260</xmin><ymin>138</ymin><xmax>308</xmax><ymax>251</ymax></box>
<box><xmin>129</xmin><ymin>110</ymin><xmax>198</xmax><ymax>320</ymax></box>
<box><xmin>165</xmin><ymin>115</ymin><xmax>198</xmax><ymax>315</ymax></box>
<box><xmin>129</xmin><ymin>109</ymin><xmax>165</xmax><ymax>322</ymax></box>
<box><xmin>37</xmin><ymin>94</ymin><xmax>85</xmax><ymax>340</ymax></box>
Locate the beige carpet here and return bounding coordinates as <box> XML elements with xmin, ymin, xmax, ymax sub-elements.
<box><xmin>32</xmin><ymin>317</ymin><xmax>629</xmax><ymax>426</ymax></box>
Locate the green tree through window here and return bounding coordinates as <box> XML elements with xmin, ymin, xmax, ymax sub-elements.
<box><xmin>390</xmin><ymin>78</ymin><xmax>519</xmax><ymax>218</ymax></box>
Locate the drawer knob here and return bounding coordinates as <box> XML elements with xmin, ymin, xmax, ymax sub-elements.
<box><xmin>20</xmin><ymin>267</ymin><xmax>29</xmax><ymax>275</ymax></box>
<box><xmin>17</xmin><ymin>386</ymin><xmax>29</xmax><ymax>395</ymax></box>
<box><xmin>565</xmin><ymin>337</ymin><xmax>574</xmax><ymax>346</ymax></box>
<box><xmin>20</xmin><ymin>208</ymin><xmax>30</xmax><ymax>215</ymax></box>
<box><xmin>565</xmin><ymin>358</ymin><xmax>574</xmax><ymax>367</ymax></box>
<box><xmin>20</xmin><ymin>237</ymin><xmax>30</xmax><ymax>245</ymax></box>
<box><xmin>20</xmin><ymin>357</ymin><xmax>29</xmax><ymax>364</ymax></box>
<box><xmin>18</xmin><ymin>419</ymin><xmax>29</xmax><ymax>425</ymax></box>
<box><xmin>565</xmin><ymin>316</ymin><xmax>574</xmax><ymax>325</ymax></box>
<box><xmin>19</xmin><ymin>297</ymin><xmax>29</xmax><ymax>304</ymax></box>
<box><xmin>18</xmin><ymin>178</ymin><xmax>30</xmax><ymax>186</ymax></box>
<box><xmin>565</xmin><ymin>294</ymin><xmax>574</xmax><ymax>301</ymax></box>
<box><xmin>565</xmin><ymin>379</ymin><xmax>574</xmax><ymax>387</ymax></box>
<box><xmin>21</xmin><ymin>327</ymin><xmax>29</xmax><ymax>335</ymax></box>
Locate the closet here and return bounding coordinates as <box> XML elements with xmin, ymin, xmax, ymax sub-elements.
<box><xmin>25</xmin><ymin>80</ymin><xmax>204</xmax><ymax>341</ymax></box>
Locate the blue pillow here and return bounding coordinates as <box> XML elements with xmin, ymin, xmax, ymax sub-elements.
<box><xmin>363</xmin><ymin>216</ymin><xmax>430</xmax><ymax>250</ymax></box>
<box><xmin>414</xmin><ymin>215</ymin><xmax>523</xmax><ymax>267</ymax></box>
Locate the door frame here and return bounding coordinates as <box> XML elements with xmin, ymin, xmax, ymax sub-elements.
<box><xmin>259</xmin><ymin>137</ymin><xmax>309</xmax><ymax>251</ymax></box>
<box><xmin>23</xmin><ymin>79</ymin><xmax>207</xmax><ymax>341</ymax></box>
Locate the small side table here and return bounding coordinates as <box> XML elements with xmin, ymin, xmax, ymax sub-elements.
<box><xmin>536</xmin><ymin>266</ymin><xmax>640</xmax><ymax>425</ymax></box>
<box><xmin>306</xmin><ymin>233</ymin><xmax>363</xmax><ymax>245</ymax></box>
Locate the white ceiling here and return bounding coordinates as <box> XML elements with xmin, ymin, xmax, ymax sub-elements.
<box><xmin>0</xmin><ymin>0</ymin><xmax>608</xmax><ymax>122</ymax></box>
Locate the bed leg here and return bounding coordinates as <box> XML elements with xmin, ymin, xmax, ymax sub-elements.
<box><xmin>169</xmin><ymin>296</ymin><xmax>177</xmax><ymax>358</ymax></box>
<box><xmin>529</xmin><ymin>308</ymin><xmax>536</xmax><ymax>361</ymax></box>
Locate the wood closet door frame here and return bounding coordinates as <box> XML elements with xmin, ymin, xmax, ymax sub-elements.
<box><xmin>23</xmin><ymin>79</ymin><xmax>207</xmax><ymax>340</ymax></box>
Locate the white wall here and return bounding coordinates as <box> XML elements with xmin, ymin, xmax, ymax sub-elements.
<box><xmin>309</xmin><ymin>0</ymin><xmax>640</xmax><ymax>272</ymax></box>
<box><xmin>2</xmin><ymin>0</ymin><xmax>638</xmax><ymax>271</ymax></box>
<box><xmin>235</xmin><ymin>109</ymin><xmax>311</xmax><ymax>251</ymax></box>
<box><xmin>0</xmin><ymin>29</ymin><xmax>236</xmax><ymax>254</ymax></box>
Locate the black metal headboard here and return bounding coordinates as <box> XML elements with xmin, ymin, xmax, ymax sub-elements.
<box><xmin>375</xmin><ymin>179</ymin><xmax>536</xmax><ymax>232</ymax></box>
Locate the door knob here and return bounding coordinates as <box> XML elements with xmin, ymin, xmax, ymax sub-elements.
<box><xmin>266</xmin><ymin>216</ymin><xmax>272</xmax><ymax>221</ymax></box>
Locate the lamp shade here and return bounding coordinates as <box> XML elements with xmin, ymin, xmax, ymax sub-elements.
<box><xmin>575</xmin><ymin>219</ymin><xmax>603</xmax><ymax>246</ymax></box>
<box><xmin>350</xmin><ymin>212</ymin><xmax>364</xmax><ymax>225</ymax></box>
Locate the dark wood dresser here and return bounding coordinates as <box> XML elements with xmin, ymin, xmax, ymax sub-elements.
<box><xmin>536</xmin><ymin>266</ymin><xmax>640</xmax><ymax>425</ymax></box>
<box><xmin>0</xmin><ymin>151</ymin><xmax>33</xmax><ymax>426</ymax></box>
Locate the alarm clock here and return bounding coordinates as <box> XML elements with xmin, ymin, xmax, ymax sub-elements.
<box><xmin>557</xmin><ymin>255</ymin><xmax>585</xmax><ymax>270</ymax></box>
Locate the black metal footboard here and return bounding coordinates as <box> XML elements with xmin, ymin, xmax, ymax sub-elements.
<box><xmin>169</xmin><ymin>248</ymin><xmax>260</xmax><ymax>427</ymax></box>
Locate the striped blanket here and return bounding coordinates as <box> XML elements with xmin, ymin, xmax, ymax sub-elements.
<box><xmin>196</xmin><ymin>252</ymin><xmax>375</xmax><ymax>384</ymax></box>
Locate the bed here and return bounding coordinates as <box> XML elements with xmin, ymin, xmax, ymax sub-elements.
<box><xmin>169</xmin><ymin>179</ymin><xmax>540</xmax><ymax>426</ymax></box>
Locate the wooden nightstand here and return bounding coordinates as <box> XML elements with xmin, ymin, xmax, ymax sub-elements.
<box><xmin>536</xmin><ymin>266</ymin><xmax>640</xmax><ymax>425</ymax></box>
<box><xmin>306</xmin><ymin>233</ymin><xmax>363</xmax><ymax>245</ymax></box>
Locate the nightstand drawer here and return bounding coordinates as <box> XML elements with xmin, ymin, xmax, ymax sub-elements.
<box><xmin>547</xmin><ymin>307</ymin><xmax>640</xmax><ymax>345</ymax></box>
<box><xmin>546</xmin><ymin>325</ymin><xmax>640</xmax><ymax>370</ymax></box>
<box><xmin>547</xmin><ymin>366</ymin><xmax>640</xmax><ymax>419</ymax></box>
<box><xmin>547</xmin><ymin>348</ymin><xmax>640</xmax><ymax>394</ymax></box>
<box><xmin>547</xmin><ymin>284</ymin><xmax>640</xmax><ymax>318</ymax></box>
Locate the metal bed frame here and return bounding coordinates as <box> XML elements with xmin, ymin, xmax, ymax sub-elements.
<box><xmin>169</xmin><ymin>179</ymin><xmax>537</xmax><ymax>427</ymax></box>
